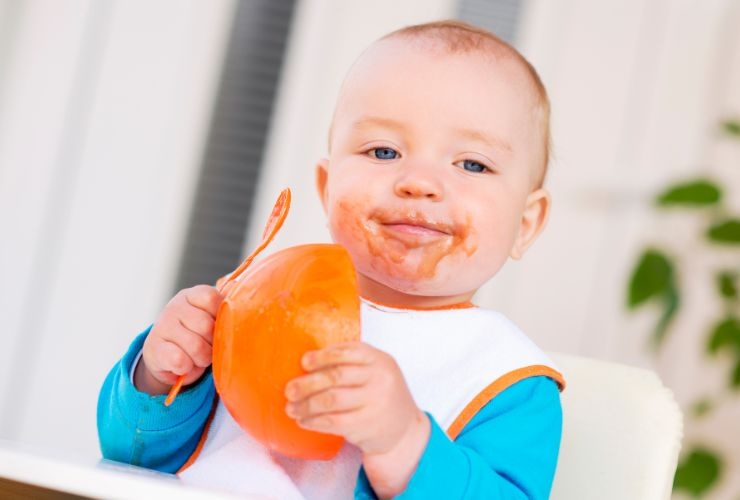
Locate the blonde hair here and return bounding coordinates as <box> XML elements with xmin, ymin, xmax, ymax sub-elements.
<box><xmin>381</xmin><ymin>20</ymin><xmax>552</xmax><ymax>187</ymax></box>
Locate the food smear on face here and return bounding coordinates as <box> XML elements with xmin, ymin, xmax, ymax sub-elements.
<box><xmin>333</xmin><ymin>199</ymin><xmax>477</xmax><ymax>280</ymax></box>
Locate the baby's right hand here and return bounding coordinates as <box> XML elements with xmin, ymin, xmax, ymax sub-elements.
<box><xmin>134</xmin><ymin>285</ymin><xmax>224</xmax><ymax>395</ymax></box>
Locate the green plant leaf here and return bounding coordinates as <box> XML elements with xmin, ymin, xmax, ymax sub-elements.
<box><xmin>732</xmin><ymin>359</ymin><xmax>740</xmax><ymax>390</ymax></box>
<box><xmin>656</xmin><ymin>179</ymin><xmax>722</xmax><ymax>206</ymax></box>
<box><xmin>691</xmin><ymin>398</ymin><xmax>713</xmax><ymax>418</ymax></box>
<box><xmin>707</xmin><ymin>316</ymin><xmax>740</xmax><ymax>355</ymax></box>
<box><xmin>652</xmin><ymin>284</ymin><xmax>679</xmax><ymax>348</ymax></box>
<box><xmin>722</xmin><ymin>119</ymin><xmax>740</xmax><ymax>137</ymax></box>
<box><xmin>717</xmin><ymin>271</ymin><xmax>738</xmax><ymax>299</ymax></box>
<box><xmin>673</xmin><ymin>447</ymin><xmax>722</xmax><ymax>497</ymax></box>
<box><xmin>628</xmin><ymin>249</ymin><xmax>674</xmax><ymax>308</ymax></box>
<box><xmin>707</xmin><ymin>219</ymin><xmax>740</xmax><ymax>244</ymax></box>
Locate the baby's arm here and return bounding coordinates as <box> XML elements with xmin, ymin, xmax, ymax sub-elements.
<box><xmin>286</xmin><ymin>343</ymin><xmax>561</xmax><ymax>498</ymax></box>
<box><xmin>357</xmin><ymin>376</ymin><xmax>562</xmax><ymax>500</ymax></box>
<box><xmin>97</xmin><ymin>285</ymin><xmax>222</xmax><ymax>472</ymax></box>
<box><xmin>97</xmin><ymin>327</ymin><xmax>216</xmax><ymax>472</ymax></box>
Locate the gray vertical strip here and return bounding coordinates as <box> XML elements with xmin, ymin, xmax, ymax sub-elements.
<box><xmin>0</xmin><ymin>0</ymin><xmax>26</xmax><ymax>176</ymax></box>
<box><xmin>457</xmin><ymin>0</ymin><xmax>523</xmax><ymax>45</ymax></box>
<box><xmin>0</xmin><ymin>1</ymin><xmax>114</xmax><ymax>438</ymax></box>
<box><xmin>174</xmin><ymin>0</ymin><xmax>296</xmax><ymax>290</ymax></box>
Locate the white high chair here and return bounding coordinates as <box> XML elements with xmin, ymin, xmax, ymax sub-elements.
<box><xmin>548</xmin><ymin>353</ymin><xmax>683</xmax><ymax>500</ymax></box>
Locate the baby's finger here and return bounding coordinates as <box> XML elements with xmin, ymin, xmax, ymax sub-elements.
<box><xmin>178</xmin><ymin>305</ymin><xmax>215</xmax><ymax>341</ymax></box>
<box><xmin>285</xmin><ymin>365</ymin><xmax>368</xmax><ymax>402</ymax></box>
<box><xmin>161</xmin><ymin>327</ymin><xmax>213</xmax><ymax>368</ymax></box>
<box><xmin>185</xmin><ymin>285</ymin><xmax>224</xmax><ymax>318</ymax></box>
<box><xmin>152</xmin><ymin>339</ymin><xmax>196</xmax><ymax>376</ymax></box>
<box><xmin>294</xmin><ymin>409</ymin><xmax>361</xmax><ymax>436</ymax></box>
<box><xmin>286</xmin><ymin>387</ymin><xmax>364</xmax><ymax>419</ymax></box>
<box><xmin>302</xmin><ymin>342</ymin><xmax>373</xmax><ymax>371</ymax></box>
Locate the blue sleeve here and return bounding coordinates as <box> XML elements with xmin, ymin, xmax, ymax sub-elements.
<box><xmin>96</xmin><ymin>326</ymin><xmax>216</xmax><ymax>473</ymax></box>
<box><xmin>354</xmin><ymin>376</ymin><xmax>562</xmax><ymax>499</ymax></box>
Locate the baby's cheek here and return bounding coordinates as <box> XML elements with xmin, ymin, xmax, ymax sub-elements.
<box><xmin>462</xmin><ymin>224</ymin><xmax>512</xmax><ymax>279</ymax></box>
<box><xmin>328</xmin><ymin>199</ymin><xmax>368</xmax><ymax>250</ymax></box>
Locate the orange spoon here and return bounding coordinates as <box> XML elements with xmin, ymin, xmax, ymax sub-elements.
<box><xmin>164</xmin><ymin>188</ymin><xmax>291</xmax><ymax>406</ymax></box>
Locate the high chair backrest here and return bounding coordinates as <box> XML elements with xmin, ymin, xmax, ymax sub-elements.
<box><xmin>548</xmin><ymin>353</ymin><xmax>683</xmax><ymax>500</ymax></box>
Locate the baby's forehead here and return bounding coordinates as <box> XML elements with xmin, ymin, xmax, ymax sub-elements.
<box><xmin>343</xmin><ymin>37</ymin><xmax>539</xmax><ymax>105</ymax></box>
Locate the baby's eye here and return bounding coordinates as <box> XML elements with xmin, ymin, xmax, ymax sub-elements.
<box><xmin>371</xmin><ymin>147</ymin><xmax>399</xmax><ymax>160</ymax></box>
<box><xmin>459</xmin><ymin>159</ymin><xmax>491</xmax><ymax>174</ymax></box>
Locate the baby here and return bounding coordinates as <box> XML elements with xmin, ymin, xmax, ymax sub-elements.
<box><xmin>98</xmin><ymin>20</ymin><xmax>565</xmax><ymax>499</ymax></box>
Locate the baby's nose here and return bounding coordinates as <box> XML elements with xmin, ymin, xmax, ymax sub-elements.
<box><xmin>393</xmin><ymin>170</ymin><xmax>443</xmax><ymax>201</ymax></box>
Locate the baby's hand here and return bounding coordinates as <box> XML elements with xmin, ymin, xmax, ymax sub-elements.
<box><xmin>284</xmin><ymin>342</ymin><xmax>431</xmax><ymax>497</ymax></box>
<box><xmin>135</xmin><ymin>285</ymin><xmax>223</xmax><ymax>395</ymax></box>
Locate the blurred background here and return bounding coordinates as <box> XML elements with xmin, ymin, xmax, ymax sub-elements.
<box><xmin>1</xmin><ymin>0</ymin><xmax>739</xmax><ymax>497</ymax></box>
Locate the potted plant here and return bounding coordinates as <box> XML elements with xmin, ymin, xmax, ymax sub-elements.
<box><xmin>627</xmin><ymin>119</ymin><xmax>740</xmax><ymax>498</ymax></box>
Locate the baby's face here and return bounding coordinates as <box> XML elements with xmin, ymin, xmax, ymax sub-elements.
<box><xmin>317</xmin><ymin>39</ymin><xmax>549</xmax><ymax>306</ymax></box>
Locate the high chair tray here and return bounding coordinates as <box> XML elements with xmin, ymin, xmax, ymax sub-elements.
<box><xmin>0</xmin><ymin>440</ymin><xmax>252</xmax><ymax>499</ymax></box>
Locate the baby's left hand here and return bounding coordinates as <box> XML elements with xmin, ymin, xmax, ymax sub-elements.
<box><xmin>285</xmin><ymin>341</ymin><xmax>424</xmax><ymax>453</ymax></box>
<box><xmin>285</xmin><ymin>342</ymin><xmax>430</xmax><ymax>495</ymax></box>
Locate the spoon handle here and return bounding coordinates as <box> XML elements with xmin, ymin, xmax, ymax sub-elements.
<box><xmin>163</xmin><ymin>189</ymin><xmax>291</xmax><ymax>406</ymax></box>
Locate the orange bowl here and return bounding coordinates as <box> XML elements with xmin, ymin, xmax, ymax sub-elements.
<box><xmin>212</xmin><ymin>244</ymin><xmax>360</xmax><ymax>460</ymax></box>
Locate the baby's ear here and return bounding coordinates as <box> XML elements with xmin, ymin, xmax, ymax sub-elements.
<box><xmin>510</xmin><ymin>188</ymin><xmax>550</xmax><ymax>260</ymax></box>
<box><xmin>315</xmin><ymin>158</ymin><xmax>330</xmax><ymax>214</ymax></box>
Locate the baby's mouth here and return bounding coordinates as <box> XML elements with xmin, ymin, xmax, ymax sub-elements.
<box><xmin>369</xmin><ymin>214</ymin><xmax>454</xmax><ymax>247</ymax></box>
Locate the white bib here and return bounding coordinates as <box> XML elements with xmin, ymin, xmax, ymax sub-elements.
<box><xmin>179</xmin><ymin>300</ymin><xmax>564</xmax><ymax>499</ymax></box>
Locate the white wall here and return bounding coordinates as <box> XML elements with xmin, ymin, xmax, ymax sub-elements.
<box><xmin>0</xmin><ymin>0</ymin><xmax>235</xmax><ymax>456</ymax></box>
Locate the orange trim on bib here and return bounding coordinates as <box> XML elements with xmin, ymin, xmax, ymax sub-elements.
<box><xmin>177</xmin><ymin>395</ymin><xmax>220</xmax><ymax>474</ymax></box>
<box><xmin>362</xmin><ymin>298</ymin><xmax>476</xmax><ymax>311</ymax></box>
<box><xmin>446</xmin><ymin>365</ymin><xmax>566</xmax><ymax>440</ymax></box>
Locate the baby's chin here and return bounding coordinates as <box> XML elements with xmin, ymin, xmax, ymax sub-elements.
<box><xmin>357</xmin><ymin>265</ymin><xmax>478</xmax><ymax>302</ymax></box>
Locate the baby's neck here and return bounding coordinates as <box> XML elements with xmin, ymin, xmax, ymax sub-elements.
<box><xmin>357</xmin><ymin>274</ymin><xmax>475</xmax><ymax>310</ymax></box>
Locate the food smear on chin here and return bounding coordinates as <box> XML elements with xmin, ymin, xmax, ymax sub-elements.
<box><xmin>334</xmin><ymin>199</ymin><xmax>476</xmax><ymax>279</ymax></box>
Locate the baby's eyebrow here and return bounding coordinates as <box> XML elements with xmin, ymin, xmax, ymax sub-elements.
<box><xmin>352</xmin><ymin>116</ymin><xmax>407</xmax><ymax>131</ymax></box>
<box><xmin>456</xmin><ymin>128</ymin><xmax>513</xmax><ymax>154</ymax></box>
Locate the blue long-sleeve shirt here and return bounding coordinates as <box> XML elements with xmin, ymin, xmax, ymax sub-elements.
<box><xmin>98</xmin><ymin>327</ymin><xmax>562</xmax><ymax>498</ymax></box>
